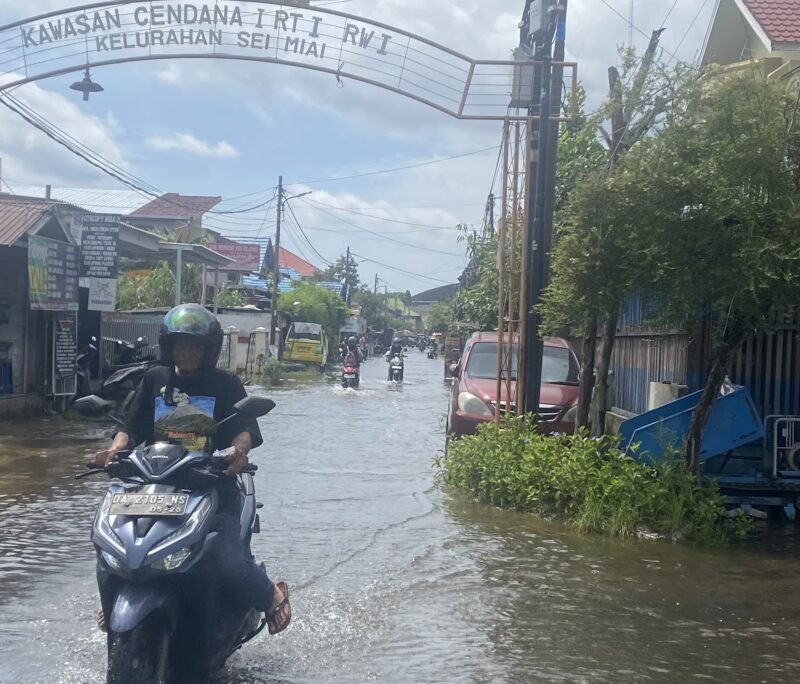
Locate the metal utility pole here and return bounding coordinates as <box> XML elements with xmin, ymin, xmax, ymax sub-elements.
<box><xmin>345</xmin><ymin>245</ymin><xmax>352</xmax><ymax>304</ymax></box>
<box><xmin>374</xmin><ymin>273</ymin><xmax>379</xmax><ymax>295</ymax></box>
<box><xmin>520</xmin><ymin>1</ymin><xmax>568</xmax><ymax>417</ymax></box>
<box><xmin>270</xmin><ymin>175</ymin><xmax>283</xmax><ymax>346</ymax></box>
<box><xmin>487</xmin><ymin>192</ymin><xmax>495</xmax><ymax>232</ymax></box>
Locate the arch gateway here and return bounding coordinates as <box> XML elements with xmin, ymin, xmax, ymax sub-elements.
<box><xmin>0</xmin><ymin>0</ymin><xmax>574</xmax><ymax>121</ymax></box>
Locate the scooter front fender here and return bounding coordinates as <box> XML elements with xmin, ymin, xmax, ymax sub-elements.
<box><xmin>110</xmin><ymin>584</ymin><xmax>176</xmax><ymax>634</ymax></box>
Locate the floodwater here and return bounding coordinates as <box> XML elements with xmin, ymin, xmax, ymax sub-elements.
<box><xmin>1</xmin><ymin>354</ymin><xmax>799</xmax><ymax>683</ymax></box>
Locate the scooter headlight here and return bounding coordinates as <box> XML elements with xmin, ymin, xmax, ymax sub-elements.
<box><xmin>96</xmin><ymin>493</ymin><xmax>124</xmax><ymax>554</ymax></box>
<box><xmin>101</xmin><ymin>550</ymin><xmax>122</xmax><ymax>570</ymax></box>
<box><xmin>147</xmin><ymin>496</ymin><xmax>211</xmax><ymax>567</ymax></box>
<box><xmin>151</xmin><ymin>547</ymin><xmax>192</xmax><ymax>571</ymax></box>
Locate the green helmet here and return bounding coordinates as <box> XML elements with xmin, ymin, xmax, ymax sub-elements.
<box><xmin>159</xmin><ymin>304</ymin><xmax>223</xmax><ymax>371</ymax></box>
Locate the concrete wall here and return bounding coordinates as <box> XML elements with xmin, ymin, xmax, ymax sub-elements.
<box><xmin>0</xmin><ymin>247</ymin><xmax>28</xmax><ymax>395</ymax></box>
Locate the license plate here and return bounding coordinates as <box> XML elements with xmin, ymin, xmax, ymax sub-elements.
<box><xmin>109</xmin><ymin>493</ymin><xmax>189</xmax><ymax>516</ymax></box>
<box><xmin>344</xmin><ymin>374</ymin><xmax>356</xmax><ymax>378</ymax></box>
<box><xmin>392</xmin><ymin>366</ymin><xmax>402</xmax><ymax>371</ymax></box>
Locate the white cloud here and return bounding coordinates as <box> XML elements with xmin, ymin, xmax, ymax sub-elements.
<box><xmin>146</xmin><ymin>133</ymin><xmax>240</xmax><ymax>158</ymax></box>
<box><xmin>0</xmin><ymin>75</ymin><xmax>128</xmax><ymax>188</ymax></box>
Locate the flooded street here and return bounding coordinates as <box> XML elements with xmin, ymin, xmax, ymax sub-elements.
<box><xmin>1</xmin><ymin>355</ymin><xmax>800</xmax><ymax>683</ymax></box>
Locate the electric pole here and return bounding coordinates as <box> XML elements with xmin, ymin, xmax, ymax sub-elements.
<box><xmin>520</xmin><ymin>1</ymin><xmax>568</xmax><ymax>417</ymax></box>
<box><xmin>270</xmin><ymin>175</ymin><xmax>283</xmax><ymax>346</ymax></box>
<box><xmin>345</xmin><ymin>245</ymin><xmax>352</xmax><ymax>304</ymax></box>
<box><xmin>374</xmin><ymin>273</ymin><xmax>379</xmax><ymax>295</ymax></box>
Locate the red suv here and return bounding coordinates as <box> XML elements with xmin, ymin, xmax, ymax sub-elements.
<box><xmin>446</xmin><ymin>332</ymin><xmax>580</xmax><ymax>441</ymax></box>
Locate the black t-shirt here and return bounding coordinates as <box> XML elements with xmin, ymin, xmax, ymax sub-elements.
<box><xmin>119</xmin><ymin>366</ymin><xmax>263</xmax><ymax>451</ymax></box>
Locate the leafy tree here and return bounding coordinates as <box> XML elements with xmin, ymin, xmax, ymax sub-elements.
<box><xmin>322</xmin><ymin>252</ymin><xmax>360</xmax><ymax>301</ymax></box>
<box><xmin>451</xmin><ymin>230</ymin><xmax>499</xmax><ymax>333</ymax></box>
<box><xmin>541</xmin><ymin>33</ymin><xmax>680</xmax><ymax>434</ymax></box>
<box><xmin>216</xmin><ymin>285</ymin><xmax>246</xmax><ymax>308</ymax></box>
<box><xmin>426</xmin><ymin>299</ymin><xmax>454</xmax><ymax>334</ymax></box>
<box><xmin>278</xmin><ymin>280</ymin><xmax>349</xmax><ymax>344</ymax></box>
<box><xmin>115</xmin><ymin>261</ymin><xmax>207</xmax><ymax>310</ymax></box>
<box><xmin>625</xmin><ymin>71</ymin><xmax>800</xmax><ymax>471</ymax></box>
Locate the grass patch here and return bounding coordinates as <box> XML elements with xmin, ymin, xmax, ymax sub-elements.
<box><xmin>436</xmin><ymin>416</ymin><xmax>750</xmax><ymax>544</ymax></box>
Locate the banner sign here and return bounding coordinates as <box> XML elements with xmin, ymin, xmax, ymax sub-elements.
<box><xmin>209</xmin><ymin>242</ymin><xmax>261</xmax><ymax>272</ymax></box>
<box><xmin>54</xmin><ymin>313</ymin><xmax>77</xmax><ymax>378</ymax></box>
<box><xmin>0</xmin><ymin>2</ymin><xmax>550</xmax><ymax>121</ymax></box>
<box><xmin>28</xmin><ymin>235</ymin><xmax>79</xmax><ymax>312</ymax></box>
<box><xmin>79</xmin><ymin>214</ymin><xmax>121</xmax><ymax>279</ymax></box>
<box><xmin>89</xmin><ymin>277</ymin><xmax>119</xmax><ymax>312</ymax></box>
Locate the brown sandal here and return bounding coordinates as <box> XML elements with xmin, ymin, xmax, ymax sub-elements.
<box><xmin>97</xmin><ymin>609</ymin><xmax>107</xmax><ymax>633</ymax></box>
<box><xmin>266</xmin><ymin>581</ymin><xmax>291</xmax><ymax>635</ymax></box>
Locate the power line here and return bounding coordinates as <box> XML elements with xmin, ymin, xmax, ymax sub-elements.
<box><xmin>298</xmin><ymin>198</ymin><xmax>463</xmax><ymax>230</ymax></box>
<box><xmin>287</xmin><ymin>145</ymin><xmax>500</xmax><ymax>186</ymax></box>
<box><xmin>667</xmin><ymin>0</ymin><xmax>711</xmax><ymax>66</ymax></box>
<box><xmin>284</xmin><ymin>201</ymin><xmax>333</xmax><ymax>265</ymax></box>
<box><xmin>351</xmin><ymin>252</ymin><xmax>454</xmax><ymax>285</ymax></box>
<box><xmin>0</xmin><ymin>92</ymin><xmax>282</xmax><ymax>217</ymax></box>
<box><xmin>298</xmin><ymin>197</ymin><xmax>464</xmax><ymax>257</ymax></box>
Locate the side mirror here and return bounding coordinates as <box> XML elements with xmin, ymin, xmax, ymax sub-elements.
<box><xmin>449</xmin><ymin>363</ymin><xmax>460</xmax><ymax>378</ymax></box>
<box><xmin>233</xmin><ymin>396</ymin><xmax>276</xmax><ymax>418</ymax></box>
<box><xmin>74</xmin><ymin>394</ymin><xmax>114</xmax><ymax>416</ymax></box>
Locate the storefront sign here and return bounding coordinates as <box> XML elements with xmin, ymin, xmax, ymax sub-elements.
<box><xmin>88</xmin><ymin>277</ymin><xmax>118</xmax><ymax>312</ymax></box>
<box><xmin>79</xmin><ymin>214</ymin><xmax>121</xmax><ymax>279</ymax></box>
<box><xmin>28</xmin><ymin>235</ymin><xmax>79</xmax><ymax>312</ymax></box>
<box><xmin>54</xmin><ymin>313</ymin><xmax>77</xmax><ymax>378</ymax></box>
<box><xmin>209</xmin><ymin>242</ymin><xmax>261</xmax><ymax>272</ymax></box>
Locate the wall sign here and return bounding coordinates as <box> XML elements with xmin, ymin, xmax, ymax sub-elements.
<box><xmin>28</xmin><ymin>235</ymin><xmax>79</xmax><ymax>312</ymax></box>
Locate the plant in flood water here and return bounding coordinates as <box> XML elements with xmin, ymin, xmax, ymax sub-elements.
<box><xmin>438</xmin><ymin>417</ymin><xmax>750</xmax><ymax>544</ymax></box>
<box><xmin>262</xmin><ymin>361</ymin><xmax>285</xmax><ymax>387</ymax></box>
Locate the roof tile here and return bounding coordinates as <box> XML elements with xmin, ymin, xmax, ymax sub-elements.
<box><xmin>0</xmin><ymin>195</ymin><xmax>58</xmax><ymax>246</ymax></box>
<box><xmin>129</xmin><ymin>192</ymin><xmax>221</xmax><ymax>218</ymax></box>
<box><xmin>743</xmin><ymin>0</ymin><xmax>800</xmax><ymax>44</ymax></box>
<box><xmin>277</xmin><ymin>246</ymin><xmax>321</xmax><ymax>278</ymax></box>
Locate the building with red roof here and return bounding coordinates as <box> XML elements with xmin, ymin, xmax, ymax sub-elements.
<box><xmin>277</xmin><ymin>245</ymin><xmax>322</xmax><ymax>278</ymax></box>
<box><xmin>702</xmin><ymin>0</ymin><xmax>800</xmax><ymax>87</ymax></box>
<box><xmin>127</xmin><ymin>192</ymin><xmax>221</xmax><ymax>242</ymax></box>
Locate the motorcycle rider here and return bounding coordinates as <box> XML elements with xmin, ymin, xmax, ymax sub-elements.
<box><xmin>342</xmin><ymin>335</ymin><xmax>364</xmax><ymax>367</ymax></box>
<box><xmin>384</xmin><ymin>336</ymin><xmax>405</xmax><ymax>379</ymax></box>
<box><xmin>93</xmin><ymin>304</ymin><xmax>291</xmax><ymax>636</ymax></box>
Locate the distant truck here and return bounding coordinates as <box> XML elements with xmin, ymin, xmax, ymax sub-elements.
<box><xmin>340</xmin><ymin>310</ymin><xmax>367</xmax><ymax>341</ymax></box>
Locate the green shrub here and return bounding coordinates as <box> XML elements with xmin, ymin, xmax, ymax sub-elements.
<box><xmin>438</xmin><ymin>417</ymin><xmax>749</xmax><ymax>544</ymax></box>
<box><xmin>262</xmin><ymin>361</ymin><xmax>285</xmax><ymax>387</ymax></box>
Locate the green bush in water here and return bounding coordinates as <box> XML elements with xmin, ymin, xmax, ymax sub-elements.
<box><xmin>438</xmin><ymin>417</ymin><xmax>750</xmax><ymax>544</ymax></box>
<box><xmin>262</xmin><ymin>361</ymin><xmax>285</xmax><ymax>387</ymax></box>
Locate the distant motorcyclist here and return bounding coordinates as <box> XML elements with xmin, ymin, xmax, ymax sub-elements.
<box><xmin>92</xmin><ymin>303</ymin><xmax>291</xmax><ymax>636</ymax></box>
<box><xmin>384</xmin><ymin>336</ymin><xmax>404</xmax><ymax>362</ymax></box>
<box><xmin>342</xmin><ymin>335</ymin><xmax>364</xmax><ymax>367</ymax></box>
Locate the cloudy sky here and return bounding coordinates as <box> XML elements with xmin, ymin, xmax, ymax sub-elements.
<box><xmin>0</xmin><ymin>0</ymin><xmax>716</xmax><ymax>293</ymax></box>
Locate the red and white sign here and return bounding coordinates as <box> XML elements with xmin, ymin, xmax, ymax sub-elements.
<box><xmin>209</xmin><ymin>242</ymin><xmax>261</xmax><ymax>272</ymax></box>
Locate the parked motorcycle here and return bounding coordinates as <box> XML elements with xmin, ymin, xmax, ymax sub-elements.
<box><xmin>101</xmin><ymin>360</ymin><xmax>160</xmax><ymax>406</ymax></box>
<box><xmin>388</xmin><ymin>354</ymin><xmax>404</xmax><ymax>383</ymax></box>
<box><xmin>104</xmin><ymin>336</ymin><xmax>156</xmax><ymax>369</ymax></box>
<box><xmin>427</xmin><ymin>348</ymin><xmax>438</xmax><ymax>360</ymax></box>
<box><xmin>74</xmin><ymin>336</ymin><xmax>98</xmax><ymax>401</ymax></box>
<box><xmin>75</xmin><ymin>394</ymin><xmax>276</xmax><ymax>684</ymax></box>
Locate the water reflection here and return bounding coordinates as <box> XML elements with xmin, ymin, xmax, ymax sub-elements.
<box><xmin>1</xmin><ymin>358</ymin><xmax>799</xmax><ymax>683</ymax></box>
<box><xmin>442</xmin><ymin>493</ymin><xmax>800</xmax><ymax>683</ymax></box>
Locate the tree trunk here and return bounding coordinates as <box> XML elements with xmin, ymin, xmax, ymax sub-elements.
<box><xmin>684</xmin><ymin>325</ymin><xmax>749</xmax><ymax>475</ymax></box>
<box><xmin>590</xmin><ymin>311</ymin><xmax>618</xmax><ymax>437</ymax></box>
<box><xmin>576</xmin><ymin>315</ymin><xmax>597</xmax><ymax>431</ymax></box>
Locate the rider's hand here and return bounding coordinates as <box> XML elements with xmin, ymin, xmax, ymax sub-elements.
<box><xmin>93</xmin><ymin>448</ymin><xmax>119</xmax><ymax>468</ymax></box>
<box><xmin>224</xmin><ymin>444</ymin><xmax>249</xmax><ymax>476</ymax></box>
